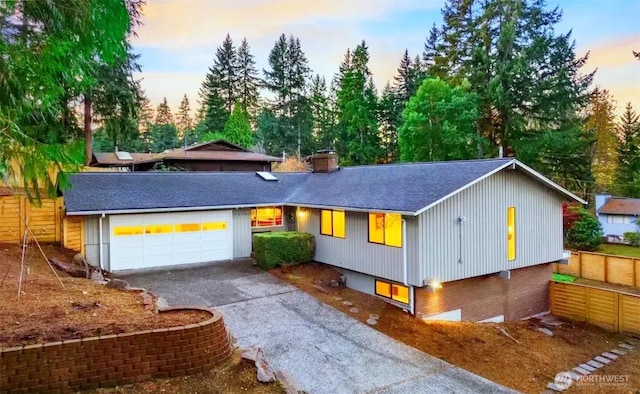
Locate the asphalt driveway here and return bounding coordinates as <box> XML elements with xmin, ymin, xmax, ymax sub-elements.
<box><xmin>120</xmin><ymin>260</ymin><xmax>515</xmax><ymax>394</ymax></box>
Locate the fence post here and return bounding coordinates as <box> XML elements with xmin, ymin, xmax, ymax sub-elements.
<box><xmin>578</xmin><ymin>251</ymin><xmax>582</xmax><ymax>278</ymax></box>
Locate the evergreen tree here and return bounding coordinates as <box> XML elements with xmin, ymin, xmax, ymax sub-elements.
<box><xmin>204</xmin><ymin>89</ymin><xmax>228</xmax><ymax>133</ymax></box>
<box><xmin>422</xmin><ymin>23</ymin><xmax>445</xmax><ymax>77</ymax></box>
<box><xmin>236</xmin><ymin>38</ymin><xmax>260</xmax><ymax>119</ymax></box>
<box><xmin>378</xmin><ymin>83</ymin><xmax>402</xmax><ymax>162</ymax></box>
<box><xmin>310</xmin><ymin>75</ymin><xmax>336</xmax><ymax>151</ymax></box>
<box><xmin>394</xmin><ymin>50</ymin><xmax>414</xmax><ymax>101</ymax></box>
<box><xmin>399</xmin><ymin>78</ymin><xmax>483</xmax><ymax>162</ymax></box>
<box><xmin>148</xmin><ymin>123</ymin><xmax>180</xmax><ymax>152</ymax></box>
<box><xmin>138</xmin><ymin>92</ymin><xmax>155</xmax><ymax>133</ymax></box>
<box><xmin>213</xmin><ymin>34</ymin><xmax>239</xmax><ymax>112</ymax></box>
<box><xmin>155</xmin><ymin>97</ymin><xmax>174</xmax><ymax>125</ymax></box>
<box><xmin>615</xmin><ymin>104</ymin><xmax>640</xmax><ymax>197</ymax></box>
<box><xmin>336</xmin><ymin>41</ymin><xmax>381</xmax><ymax>165</ymax></box>
<box><xmin>434</xmin><ymin>0</ymin><xmax>594</xmax><ymax>160</ymax></box>
<box><xmin>176</xmin><ymin>94</ymin><xmax>193</xmax><ymax>145</ymax></box>
<box><xmin>586</xmin><ymin>89</ymin><xmax>618</xmax><ymax>190</ymax></box>
<box><xmin>261</xmin><ymin>34</ymin><xmax>313</xmax><ymax>156</ymax></box>
<box><xmin>222</xmin><ymin>104</ymin><xmax>253</xmax><ymax>148</ymax></box>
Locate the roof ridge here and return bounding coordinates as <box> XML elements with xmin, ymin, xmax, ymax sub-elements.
<box><xmin>342</xmin><ymin>157</ymin><xmax>513</xmax><ymax>169</ymax></box>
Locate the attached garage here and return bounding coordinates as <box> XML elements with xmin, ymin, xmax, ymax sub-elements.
<box><xmin>109</xmin><ymin>211</ymin><xmax>233</xmax><ymax>271</ymax></box>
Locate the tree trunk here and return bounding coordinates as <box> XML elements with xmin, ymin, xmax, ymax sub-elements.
<box><xmin>84</xmin><ymin>94</ymin><xmax>92</xmax><ymax>166</ymax></box>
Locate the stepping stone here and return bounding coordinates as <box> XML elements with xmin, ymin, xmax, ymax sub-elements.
<box><xmin>342</xmin><ymin>301</ymin><xmax>353</xmax><ymax>306</ymax></box>
<box><xmin>546</xmin><ymin>382</ymin><xmax>566</xmax><ymax>392</ymax></box>
<box><xmin>538</xmin><ymin>327</ymin><xmax>554</xmax><ymax>336</ymax></box>
<box><xmin>369</xmin><ymin>313</ymin><xmax>380</xmax><ymax>320</ymax></box>
<box><xmin>626</xmin><ymin>337</ymin><xmax>640</xmax><ymax>345</ymax></box>
<box><xmin>333</xmin><ymin>296</ymin><xmax>343</xmax><ymax>301</ymax></box>
<box><xmin>586</xmin><ymin>360</ymin><xmax>604</xmax><ymax>369</ymax></box>
<box><xmin>611</xmin><ymin>348</ymin><xmax>628</xmax><ymax>356</ymax></box>
<box><xmin>573</xmin><ymin>366</ymin><xmax>591</xmax><ymax>375</ymax></box>
<box><xmin>601</xmin><ymin>352</ymin><xmax>619</xmax><ymax>360</ymax></box>
<box><xmin>619</xmin><ymin>343</ymin><xmax>634</xmax><ymax>350</ymax></box>
<box><xmin>594</xmin><ymin>356</ymin><xmax>611</xmax><ymax>364</ymax></box>
<box><xmin>566</xmin><ymin>371</ymin><xmax>582</xmax><ymax>381</ymax></box>
<box><xmin>579</xmin><ymin>363</ymin><xmax>596</xmax><ymax>372</ymax></box>
<box><xmin>366</xmin><ymin>318</ymin><xmax>377</xmax><ymax>326</ymax></box>
<box><xmin>349</xmin><ymin>307</ymin><xmax>359</xmax><ymax>314</ymax></box>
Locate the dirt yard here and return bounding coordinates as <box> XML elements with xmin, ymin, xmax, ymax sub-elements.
<box><xmin>271</xmin><ymin>263</ymin><xmax>640</xmax><ymax>394</ymax></box>
<box><xmin>0</xmin><ymin>242</ymin><xmax>208</xmax><ymax>348</ymax></box>
<box><xmin>87</xmin><ymin>350</ymin><xmax>283</xmax><ymax>394</ymax></box>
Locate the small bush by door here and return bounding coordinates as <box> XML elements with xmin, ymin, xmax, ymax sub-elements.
<box><xmin>253</xmin><ymin>231</ymin><xmax>314</xmax><ymax>270</ymax></box>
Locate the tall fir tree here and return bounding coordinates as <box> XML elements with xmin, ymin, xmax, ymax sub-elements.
<box><xmin>310</xmin><ymin>75</ymin><xmax>335</xmax><ymax>151</ymax></box>
<box><xmin>155</xmin><ymin>97</ymin><xmax>174</xmax><ymax>125</ymax></box>
<box><xmin>336</xmin><ymin>41</ymin><xmax>381</xmax><ymax>165</ymax></box>
<box><xmin>394</xmin><ymin>50</ymin><xmax>414</xmax><ymax>102</ymax></box>
<box><xmin>204</xmin><ymin>89</ymin><xmax>228</xmax><ymax>134</ymax></box>
<box><xmin>586</xmin><ymin>89</ymin><xmax>618</xmax><ymax>191</ymax></box>
<box><xmin>176</xmin><ymin>94</ymin><xmax>193</xmax><ymax>145</ymax></box>
<box><xmin>260</xmin><ymin>34</ymin><xmax>313</xmax><ymax>156</ymax></box>
<box><xmin>213</xmin><ymin>34</ymin><xmax>239</xmax><ymax>112</ymax></box>
<box><xmin>378</xmin><ymin>83</ymin><xmax>402</xmax><ymax>162</ymax></box>
<box><xmin>148</xmin><ymin>123</ymin><xmax>179</xmax><ymax>153</ymax></box>
<box><xmin>138</xmin><ymin>92</ymin><xmax>155</xmax><ymax>133</ymax></box>
<box><xmin>236</xmin><ymin>38</ymin><xmax>260</xmax><ymax>119</ymax></box>
<box><xmin>615</xmin><ymin>104</ymin><xmax>640</xmax><ymax>197</ymax></box>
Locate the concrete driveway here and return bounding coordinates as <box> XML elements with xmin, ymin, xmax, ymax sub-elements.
<box><xmin>120</xmin><ymin>260</ymin><xmax>515</xmax><ymax>394</ymax></box>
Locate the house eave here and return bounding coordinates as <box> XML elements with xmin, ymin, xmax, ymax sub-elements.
<box><xmin>65</xmin><ymin>203</ymin><xmax>282</xmax><ymax>216</ymax></box>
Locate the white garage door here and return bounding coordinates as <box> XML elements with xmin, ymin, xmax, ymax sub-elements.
<box><xmin>109</xmin><ymin>211</ymin><xmax>233</xmax><ymax>271</ymax></box>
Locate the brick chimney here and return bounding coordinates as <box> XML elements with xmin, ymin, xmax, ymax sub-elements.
<box><xmin>311</xmin><ymin>150</ymin><xmax>339</xmax><ymax>173</ymax></box>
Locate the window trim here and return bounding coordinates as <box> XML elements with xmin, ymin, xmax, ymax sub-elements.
<box><xmin>250</xmin><ymin>206</ymin><xmax>284</xmax><ymax>228</ymax></box>
<box><xmin>320</xmin><ymin>209</ymin><xmax>345</xmax><ymax>238</ymax></box>
<box><xmin>368</xmin><ymin>212</ymin><xmax>403</xmax><ymax>248</ymax></box>
<box><xmin>374</xmin><ymin>279</ymin><xmax>410</xmax><ymax>305</ymax></box>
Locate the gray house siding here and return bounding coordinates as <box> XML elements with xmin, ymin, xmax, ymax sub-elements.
<box><xmin>232</xmin><ymin>209</ymin><xmax>252</xmax><ymax>258</ymax></box>
<box><xmin>420</xmin><ymin>169</ymin><xmax>564</xmax><ymax>283</ymax></box>
<box><xmin>84</xmin><ymin>215</ymin><xmax>110</xmax><ymax>271</ymax></box>
<box><xmin>297</xmin><ymin>208</ymin><xmax>419</xmax><ymax>284</ymax></box>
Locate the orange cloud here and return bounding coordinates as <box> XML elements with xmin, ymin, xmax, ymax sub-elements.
<box><xmin>582</xmin><ymin>35</ymin><xmax>640</xmax><ymax>68</ymax></box>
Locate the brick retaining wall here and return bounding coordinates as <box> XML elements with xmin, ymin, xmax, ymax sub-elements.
<box><xmin>0</xmin><ymin>306</ymin><xmax>232</xmax><ymax>393</ymax></box>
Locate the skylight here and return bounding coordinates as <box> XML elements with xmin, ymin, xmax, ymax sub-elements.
<box><xmin>115</xmin><ymin>151</ymin><xmax>133</xmax><ymax>161</ymax></box>
<box><xmin>256</xmin><ymin>171</ymin><xmax>278</xmax><ymax>181</ymax></box>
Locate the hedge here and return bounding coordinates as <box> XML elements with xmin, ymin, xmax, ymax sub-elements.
<box><xmin>253</xmin><ymin>231</ymin><xmax>315</xmax><ymax>270</ymax></box>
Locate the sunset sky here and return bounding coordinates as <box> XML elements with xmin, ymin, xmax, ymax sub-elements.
<box><xmin>132</xmin><ymin>0</ymin><xmax>640</xmax><ymax>115</ymax></box>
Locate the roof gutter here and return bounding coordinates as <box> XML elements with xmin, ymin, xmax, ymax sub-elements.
<box><xmin>65</xmin><ymin>203</ymin><xmax>283</xmax><ymax>216</ymax></box>
<box><xmin>285</xmin><ymin>202</ymin><xmax>416</xmax><ymax>216</ymax></box>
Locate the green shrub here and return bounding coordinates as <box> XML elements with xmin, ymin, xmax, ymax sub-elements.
<box><xmin>253</xmin><ymin>231</ymin><xmax>315</xmax><ymax>270</ymax></box>
<box><xmin>623</xmin><ymin>231</ymin><xmax>640</xmax><ymax>246</ymax></box>
<box><xmin>566</xmin><ymin>208</ymin><xmax>603</xmax><ymax>251</ymax></box>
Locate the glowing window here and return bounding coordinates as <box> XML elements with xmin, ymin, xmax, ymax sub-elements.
<box><xmin>392</xmin><ymin>284</ymin><xmax>409</xmax><ymax>304</ymax></box>
<box><xmin>375</xmin><ymin>280</ymin><xmax>391</xmax><ymax>298</ymax></box>
<box><xmin>375</xmin><ymin>279</ymin><xmax>409</xmax><ymax>304</ymax></box>
<box><xmin>113</xmin><ymin>226</ymin><xmax>143</xmax><ymax>236</ymax></box>
<box><xmin>320</xmin><ymin>209</ymin><xmax>345</xmax><ymax>238</ymax></box>
<box><xmin>175</xmin><ymin>223</ymin><xmax>201</xmax><ymax>232</ymax></box>
<box><xmin>507</xmin><ymin>207</ymin><xmax>516</xmax><ymax>261</ymax></box>
<box><xmin>251</xmin><ymin>207</ymin><xmax>283</xmax><ymax>227</ymax></box>
<box><xmin>144</xmin><ymin>224</ymin><xmax>173</xmax><ymax>234</ymax></box>
<box><xmin>369</xmin><ymin>213</ymin><xmax>402</xmax><ymax>247</ymax></box>
<box><xmin>203</xmin><ymin>221</ymin><xmax>228</xmax><ymax>231</ymax></box>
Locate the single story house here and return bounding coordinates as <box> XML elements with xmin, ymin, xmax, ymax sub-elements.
<box><xmin>63</xmin><ymin>154</ymin><xmax>584</xmax><ymax>322</ymax></box>
<box><xmin>91</xmin><ymin>139</ymin><xmax>282</xmax><ymax>172</ymax></box>
<box><xmin>595</xmin><ymin>194</ymin><xmax>640</xmax><ymax>240</ymax></box>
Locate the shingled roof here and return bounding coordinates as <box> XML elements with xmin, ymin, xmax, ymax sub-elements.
<box><xmin>598</xmin><ymin>198</ymin><xmax>640</xmax><ymax>215</ymax></box>
<box><xmin>64</xmin><ymin>158</ymin><xmax>585</xmax><ymax>215</ymax></box>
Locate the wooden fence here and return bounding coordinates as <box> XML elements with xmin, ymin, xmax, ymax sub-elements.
<box><xmin>550</xmin><ymin>281</ymin><xmax>640</xmax><ymax>335</ymax></box>
<box><xmin>554</xmin><ymin>251</ymin><xmax>640</xmax><ymax>287</ymax></box>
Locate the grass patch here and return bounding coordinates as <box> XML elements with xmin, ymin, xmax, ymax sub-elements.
<box><xmin>552</xmin><ymin>273</ymin><xmax>575</xmax><ymax>283</ymax></box>
<box><xmin>597</xmin><ymin>243</ymin><xmax>640</xmax><ymax>258</ymax></box>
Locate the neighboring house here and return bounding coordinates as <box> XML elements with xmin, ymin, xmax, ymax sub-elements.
<box><xmin>63</xmin><ymin>154</ymin><xmax>584</xmax><ymax>323</ymax></box>
<box><xmin>595</xmin><ymin>194</ymin><xmax>640</xmax><ymax>239</ymax></box>
<box><xmin>91</xmin><ymin>140</ymin><xmax>282</xmax><ymax>172</ymax></box>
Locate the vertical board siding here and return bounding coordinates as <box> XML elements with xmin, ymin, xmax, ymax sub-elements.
<box><xmin>300</xmin><ymin>209</ymin><xmax>418</xmax><ymax>284</ymax></box>
<box><xmin>232</xmin><ymin>209</ymin><xmax>252</xmax><ymax>258</ymax></box>
<box><xmin>62</xmin><ymin>216</ymin><xmax>84</xmax><ymax>254</ymax></box>
<box><xmin>421</xmin><ymin>170</ymin><xmax>564</xmax><ymax>283</ymax></box>
<box><xmin>84</xmin><ymin>216</ymin><xmax>110</xmax><ymax>270</ymax></box>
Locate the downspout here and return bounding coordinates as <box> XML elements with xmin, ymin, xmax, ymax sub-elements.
<box><xmin>98</xmin><ymin>213</ymin><xmax>104</xmax><ymax>271</ymax></box>
<box><xmin>402</xmin><ymin>219</ymin><xmax>414</xmax><ymax>315</ymax></box>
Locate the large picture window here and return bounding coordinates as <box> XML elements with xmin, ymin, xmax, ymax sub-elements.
<box><xmin>251</xmin><ymin>207</ymin><xmax>283</xmax><ymax>228</ymax></box>
<box><xmin>368</xmin><ymin>213</ymin><xmax>402</xmax><ymax>247</ymax></box>
<box><xmin>320</xmin><ymin>209</ymin><xmax>345</xmax><ymax>238</ymax></box>
<box><xmin>375</xmin><ymin>279</ymin><xmax>409</xmax><ymax>304</ymax></box>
